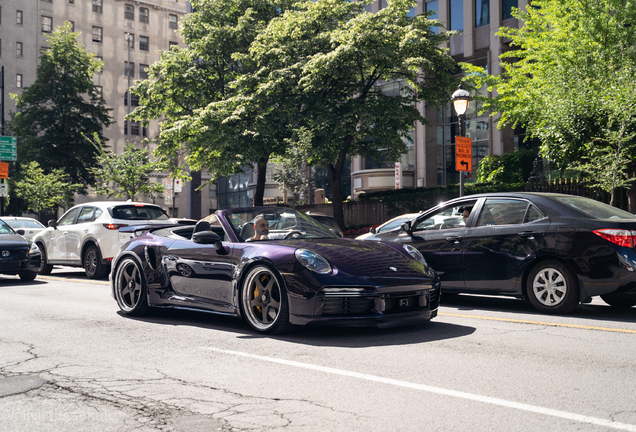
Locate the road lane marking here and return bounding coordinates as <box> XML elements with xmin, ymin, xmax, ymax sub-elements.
<box><xmin>439</xmin><ymin>312</ymin><xmax>636</xmax><ymax>334</ymax></box>
<box><xmin>38</xmin><ymin>275</ymin><xmax>110</xmax><ymax>285</ymax></box>
<box><xmin>202</xmin><ymin>347</ymin><xmax>636</xmax><ymax>431</ymax></box>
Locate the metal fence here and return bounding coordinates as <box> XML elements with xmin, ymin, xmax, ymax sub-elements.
<box><xmin>525</xmin><ymin>177</ymin><xmax>630</xmax><ymax>212</ymax></box>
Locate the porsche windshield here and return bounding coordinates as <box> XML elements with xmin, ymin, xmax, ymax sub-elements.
<box><xmin>224</xmin><ymin>208</ymin><xmax>339</xmax><ymax>241</ymax></box>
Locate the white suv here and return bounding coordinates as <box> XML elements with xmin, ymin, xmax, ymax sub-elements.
<box><xmin>33</xmin><ymin>201</ymin><xmax>171</xmax><ymax>279</ymax></box>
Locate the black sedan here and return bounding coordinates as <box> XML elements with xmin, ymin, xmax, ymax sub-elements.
<box><xmin>359</xmin><ymin>192</ymin><xmax>636</xmax><ymax>314</ymax></box>
<box><xmin>0</xmin><ymin>219</ymin><xmax>42</xmax><ymax>281</ymax></box>
<box><xmin>111</xmin><ymin>207</ymin><xmax>440</xmax><ymax>333</ymax></box>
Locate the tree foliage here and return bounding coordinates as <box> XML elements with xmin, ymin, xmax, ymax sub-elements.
<box><xmin>463</xmin><ymin>0</ymin><xmax>636</xmax><ymax>205</ymax></box>
<box><xmin>476</xmin><ymin>149</ymin><xmax>535</xmax><ymax>184</ymax></box>
<box><xmin>91</xmin><ymin>140</ymin><xmax>167</xmax><ymax>201</ymax></box>
<box><xmin>273</xmin><ymin>128</ymin><xmax>315</xmax><ymax>207</ymax></box>
<box><xmin>236</xmin><ymin>0</ymin><xmax>457</xmax><ymax>228</ymax></box>
<box><xmin>8</xmin><ymin>22</ymin><xmax>112</xmax><ymax>191</ymax></box>
<box><xmin>13</xmin><ymin>162</ymin><xmax>83</xmax><ymax>218</ymax></box>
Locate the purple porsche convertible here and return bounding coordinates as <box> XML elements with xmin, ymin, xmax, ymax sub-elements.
<box><xmin>112</xmin><ymin>207</ymin><xmax>440</xmax><ymax>333</ymax></box>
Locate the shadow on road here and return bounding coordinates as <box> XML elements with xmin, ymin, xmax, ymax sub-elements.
<box><xmin>119</xmin><ymin>309</ymin><xmax>476</xmax><ymax>348</ymax></box>
<box><xmin>440</xmin><ymin>293</ymin><xmax>636</xmax><ymax>326</ymax></box>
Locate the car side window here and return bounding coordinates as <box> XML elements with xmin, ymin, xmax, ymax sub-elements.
<box><xmin>524</xmin><ymin>205</ymin><xmax>545</xmax><ymax>223</ymax></box>
<box><xmin>76</xmin><ymin>207</ymin><xmax>95</xmax><ymax>224</ymax></box>
<box><xmin>58</xmin><ymin>208</ymin><xmax>81</xmax><ymax>226</ymax></box>
<box><xmin>415</xmin><ymin>201</ymin><xmax>477</xmax><ymax>231</ymax></box>
<box><xmin>94</xmin><ymin>208</ymin><xmax>103</xmax><ymax>220</ymax></box>
<box><xmin>476</xmin><ymin>199</ymin><xmax>529</xmax><ymax>227</ymax></box>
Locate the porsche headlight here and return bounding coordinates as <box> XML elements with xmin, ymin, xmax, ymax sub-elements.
<box><xmin>403</xmin><ymin>244</ymin><xmax>427</xmax><ymax>266</ymax></box>
<box><xmin>295</xmin><ymin>249</ymin><xmax>332</xmax><ymax>275</ymax></box>
<box><xmin>29</xmin><ymin>243</ymin><xmax>40</xmax><ymax>255</ymax></box>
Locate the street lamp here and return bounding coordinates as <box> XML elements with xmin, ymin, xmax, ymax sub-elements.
<box><xmin>125</xmin><ymin>33</ymin><xmax>132</xmax><ymax>142</ymax></box>
<box><xmin>451</xmin><ymin>83</ymin><xmax>472</xmax><ymax>196</ymax></box>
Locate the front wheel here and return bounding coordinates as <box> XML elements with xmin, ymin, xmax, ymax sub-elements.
<box><xmin>241</xmin><ymin>265</ymin><xmax>293</xmax><ymax>334</ymax></box>
<box><xmin>38</xmin><ymin>244</ymin><xmax>53</xmax><ymax>275</ymax></box>
<box><xmin>527</xmin><ymin>260</ymin><xmax>579</xmax><ymax>314</ymax></box>
<box><xmin>19</xmin><ymin>272</ymin><xmax>37</xmax><ymax>281</ymax></box>
<box><xmin>601</xmin><ymin>293</ymin><xmax>636</xmax><ymax>308</ymax></box>
<box><xmin>113</xmin><ymin>258</ymin><xmax>150</xmax><ymax>316</ymax></box>
<box><xmin>84</xmin><ymin>245</ymin><xmax>109</xmax><ymax>279</ymax></box>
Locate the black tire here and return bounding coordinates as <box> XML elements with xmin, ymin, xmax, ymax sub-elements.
<box><xmin>19</xmin><ymin>272</ymin><xmax>37</xmax><ymax>281</ymax></box>
<box><xmin>527</xmin><ymin>260</ymin><xmax>579</xmax><ymax>314</ymax></box>
<box><xmin>113</xmin><ymin>257</ymin><xmax>151</xmax><ymax>316</ymax></box>
<box><xmin>601</xmin><ymin>293</ymin><xmax>636</xmax><ymax>308</ymax></box>
<box><xmin>37</xmin><ymin>243</ymin><xmax>53</xmax><ymax>275</ymax></box>
<box><xmin>84</xmin><ymin>245</ymin><xmax>109</xmax><ymax>279</ymax></box>
<box><xmin>240</xmin><ymin>265</ymin><xmax>293</xmax><ymax>334</ymax></box>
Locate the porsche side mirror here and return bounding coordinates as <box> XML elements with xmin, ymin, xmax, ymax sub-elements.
<box><xmin>48</xmin><ymin>219</ymin><xmax>58</xmax><ymax>228</ymax></box>
<box><xmin>192</xmin><ymin>231</ymin><xmax>225</xmax><ymax>253</ymax></box>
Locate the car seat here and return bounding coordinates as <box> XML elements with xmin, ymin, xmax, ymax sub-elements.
<box><xmin>240</xmin><ymin>223</ymin><xmax>255</xmax><ymax>241</ymax></box>
<box><xmin>193</xmin><ymin>220</ymin><xmax>211</xmax><ymax>233</ymax></box>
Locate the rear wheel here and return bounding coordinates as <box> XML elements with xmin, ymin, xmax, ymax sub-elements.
<box><xmin>84</xmin><ymin>245</ymin><xmax>109</xmax><ymax>279</ymax></box>
<box><xmin>241</xmin><ymin>265</ymin><xmax>293</xmax><ymax>334</ymax></box>
<box><xmin>601</xmin><ymin>293</ymin><xmax>636</xmax><ymax>308</ymax></box>
<box><xmin>527</xmin><ymin>260</ymin><xmax>579</xmax><ymax>314</ymax></box>
<box><xmin>114</xmin><ymin>258</ymin><xmax>150</xmax><ymax>316</ymax></box>
<box><xmin>19</xmin><ymin>272</ymin><xmax>37</xmax><ymax>281</ymax></box>
<box><xmin>38</xmin><ymin>243</ymin><xmax>53</xmax><ymax>275</ymax></box>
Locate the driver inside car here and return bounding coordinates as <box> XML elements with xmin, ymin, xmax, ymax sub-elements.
<box><xmin>248</xmin><ymin>215</ymin><xmax>270</xmax><ymax>241</ymax></box>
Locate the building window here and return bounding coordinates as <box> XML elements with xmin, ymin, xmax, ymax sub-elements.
<box><xmin>139</xmin><ymin>64</ymin><xmax>149</xmax><ymax>79</ymax></box>
<box><xmin>124</xmin><ymin>61</ymin><xmax>135</xmax><ymax>77</ymax></box>
<box><xmin>139</xmin><ymin>36</ymin><xmax>149</xmax><ymax>51</ymax></box>
<box><xmin>449</xmin><ymin>0</ymin><xmax>463</xmax><ymax>31</ymax></box>
<box><xmin>69</xmin><ymin>21</ymin><xmax>75</xmax><ymax>31</ymax></box>
<box><xmin>125</xmin><ymin>33</ymin><xmax>134</xmax><ymax>49</ymax></box>
<box><xmin>131</xmin><ymin>121</ymin><xmax>140</xmax><ymax>136</ymax></box>
<box><xmin>502</xmin><ymin>0</ymin><xmax>518</xmax><ymax>20</ymax></box>
<box><xmin>17</xmin><ymin>74</ymin><xmax>23</xmax><ymax>88</ymax></box>
<box><xmin>425</xmin><ymin>1</ymin><xmax>439</xmax><ymax>34</ymax></box>
<box><xmin>17</xmin><ymin>10</ymin><xmax>23</xmax><ymax>25</ymax></box>
<box><xmin>169</xmin><ymin>14</ymin><xmax>178</xmax><ymax>29</ymax></box>
<box><xmin>42</xmin><ymin>0</ymin><xmax>52</xmax><ymax>3</ymax></box>
<box><xmin>217</xmin><ymin>175</ymin><xmax>251</xmax><ymax>209</ymax></box>
<box><xmin>0</xmin><ymin>40</ymin><xmax>2</xmax><ymax>57</ymax></box>
<box><xmin>169</xmin><ymin>41</ymin><xmax>178</xmax><ymax>49</ymax></box>
<box><xmin>475</xmin><ymin>0</ymin><xmax>489</xmax><ymax>27</ymax></box>
<box><xmin>69</xmin><ymin>0</ymin><xmax>75</xmax><ymax>4</ymax></box>
<box><xmin>41</xmin><ymin>16</ymin><xmax>53</xmax><ymax>33</ymax></box>
<box><xmin>125</xmin><ymin>5</ymin><xmax>134</xmax><ymax>20</ymax></box>
<box><xmin>92</xmin><ymin>0</ymin><xmax>102</xmax><ymax>13</ymax></box>
<box><xmin>140</xmin><ymin>8</ymin><xmax>149</xmax><ymax>23</ymax></box>
<box><xmin>95</xmin><ymin>55</ymin><xmax>103</xmax><ymax>72</ymax></box>
<box><xmin>142</xmin><ymin>126</ymin><xmax>148</xmax><ymax>137</ymax></box>
<box><xmin>92</xmin><ymin>26</ymin><xmax>102</xmax><ymax>43</ymax></box>
<box><xmin>16</xmin><ymin>42</ymin><xmax>23</xmax><ymax>57</ymax></box>
<box><xmin>124</xmin><ymin>91</ymin><xmax>140</xmax><ymax>106</ymax></box>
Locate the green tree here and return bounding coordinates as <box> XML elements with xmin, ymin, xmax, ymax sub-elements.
<box><xmin>243</xmin><ymin>0</ymin><xmax>457</xmax><ymax>228</ymax></box>
<box><xmin>13</xmin><ymin>162</ymin><xmax>83</xmax><ymax>220</ymax></box>
<box><xmin>463</xmin><ymin>0</ymin><xmax>636</xmax><ymax>207</ymax></box>
<box><xmin>91</xmin><ymin>142</ymin><xmax>167</xmax><ymax>200</ymax></box>
<box><xmin>476</xmin><ymin>149</ymin><xmax>535</xmax><ymax>184</ymax></box>
<box><xmin>8</xmin><ymin>22</ymin><xmax>112</xmax><ymax>191</ymax></box>
<box><xmin>130</xmin><ymin>0</ymin><xmax>296</xmax><ymax>206</ymax></box>
<box><xmin>273</xmin><ymin>128</ymin><xmax>315</xmax><ymax>207</ymax></box>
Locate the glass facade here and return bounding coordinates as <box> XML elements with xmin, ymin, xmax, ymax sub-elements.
<box><xmin>217</xmin><ymin>174</ymin><xmax>250</xmax><ymax>209</ymax></box>
<box><xmin>502</xmin><ymin>0</ymin><xmax>518</xmax><ymax>20</ymax></box>
<box><xmin>449</xmin><ymin>0</ymin><xmax>463</xmax><ymax>31</ymax></box>
<box><xmin>425</xmin><ymin>1</ymin><xmax>439</xmax><ymax>34</ymax></box>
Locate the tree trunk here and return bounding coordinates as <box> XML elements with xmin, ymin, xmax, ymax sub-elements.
<box><xmin>254</xmin><ymin>157</ymin><xmax>269</xmax><ymax>207</ymax></box>
<box><xmin>610</xmin><ymin>187</ymin><xmax>615</xmax><ymax>207</ymax></box>
<box><xmin>327</xmin><ymin>145</ymin><xmax>350</xmax><ymax>231</ymax></box>
<box><xmin>629</xmin><ymin>181</ymin><xmax>636</xmax><ymax>214</ymax></box>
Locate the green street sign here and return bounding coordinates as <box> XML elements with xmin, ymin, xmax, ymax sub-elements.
<box><xmin>0</xmin><ymin>136</ymin><xmax>17</xmax><ymax>161</ymax></box>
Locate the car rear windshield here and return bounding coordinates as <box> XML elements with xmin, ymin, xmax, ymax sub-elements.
<box><xmin>111</xmin><ymin>205</ymin><xmax>169</xmax><ymax>221</ymax></box>
<box><xmin>554</xmin><ymin>196</ymin><xmax>636</xmax><ymax>220</ymax></box>
<box><xmin>4</xmin><ymin>219</ymin><xmax>44</xmax><ymax>229</ymax></box>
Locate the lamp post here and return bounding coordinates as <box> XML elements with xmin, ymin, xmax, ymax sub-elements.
<box><xmin>125</xmin><ymin>33</ymin><xmax>132</xmax><ymax>142</ymax></box>
<box><xmin>451</xmin><ymin>83</ymin><xmax>472</xmax><ymax>196</ymax></box>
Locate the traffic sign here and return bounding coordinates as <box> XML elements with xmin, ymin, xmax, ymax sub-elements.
<box><xmin>455</xmin><ymin>136</ymin><xmax>472</xmax><ymax>172</ymax></box>
<box><xmin>0</xmin><ymin>163</ymin><xmax>8</xmax><ymax>179</ymax></box>
<box><xmin>0</xmin><ymin>136</ymin><xmax>17</xmax><ymax>161</ymax></box>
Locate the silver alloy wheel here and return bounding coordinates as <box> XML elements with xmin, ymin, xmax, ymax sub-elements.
<box><xmin>242</xmin><ymin>267</ymin><xmax>282</xmax><ymax>331</ymax></box>
<box><xmin>115</xmin><ymin>260</ymin><xmax>143</xmax><ymax>312</ymax></box>
<box><xmin>532</xmin><ymin>267</ymin><xmax>567</xmax><ymax>307</ymax></box>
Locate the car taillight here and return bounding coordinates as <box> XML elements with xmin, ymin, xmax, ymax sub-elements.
<box><xmin>593</xmin><ymin>229</ymin><xmax>636</xmax><ymax>247</ymax></box>
<box><xmin>104</xmin><ymin>223</ymin><xmax>128</xmax><ymax>230</ymax></box>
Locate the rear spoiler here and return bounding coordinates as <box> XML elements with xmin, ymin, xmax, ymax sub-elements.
<box><xmin>118</xmin><ymin>223</ymin><xmax>180</xmax><ymax>235</ymax></box>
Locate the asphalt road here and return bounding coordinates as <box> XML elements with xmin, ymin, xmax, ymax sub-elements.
<box><xmin>1</xmin><ymin>267</ymin><xmax>635</xmax><ymax>432</ymax></box>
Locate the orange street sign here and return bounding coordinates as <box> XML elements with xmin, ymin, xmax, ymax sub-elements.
<box><xmin>455</xmin><ymin>136</ymin><xmax>472</xmax><ymax>172</ymax></box>
<box><xmin>0</xmin><ymin>162</ymin><xmax>8</xmax><ymax>179</ymax></box>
